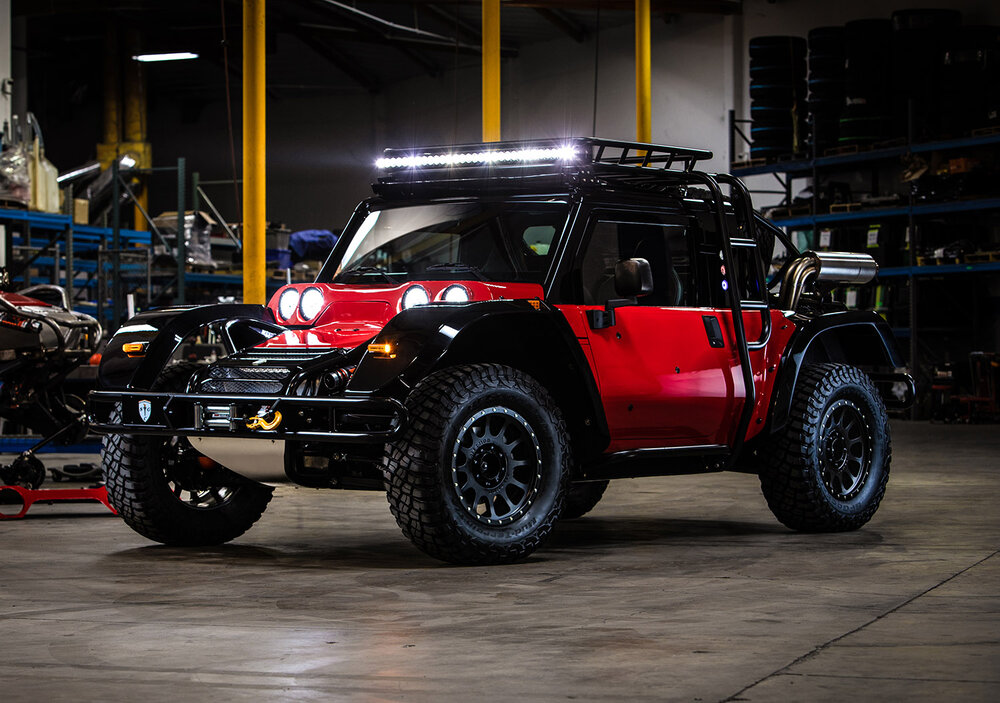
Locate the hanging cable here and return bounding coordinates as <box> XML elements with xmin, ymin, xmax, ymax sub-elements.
<box><xmin>453</xmin><ymin>4</ymin><xmax>460</xmax><ymax>143</ymax></box>
<box><xmin>220</xmin><ymin>0</ymin><xmax>242</xmax><ymax>226</ymax></box>
<box><xmin>592</xmin><ymin>2</ymin><xmax>601</xmax><ymax>136</ymax></box>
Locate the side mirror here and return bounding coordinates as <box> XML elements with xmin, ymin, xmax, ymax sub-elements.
<box><xmin>587</xmin><ymin>258</ymin><xmax>653</xmax><ymax>330</ymax></box>
<box><xmin>614</xmin><ymin>258</ymin><xmax>653</xmax><ymax>298</ymax></box>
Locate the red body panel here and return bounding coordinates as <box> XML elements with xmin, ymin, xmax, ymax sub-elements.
<box><xmin>261</xmin><ymin>281</ymin><xmax>543</xmax><ymax>349</ymax></box>
<box><xmin>558</xmin><ymin>305</ymin><xmax>793</xmax><ymax>452</ymax></box>
<box><xmin>260</xmin><ymin>282</ymin><xmax>794</xmax><ymax>455</ymax></box>
<box><xmin>0</xmin><ymin>292</ymin><xmax>50</xmax><ymax>307</ymax></box>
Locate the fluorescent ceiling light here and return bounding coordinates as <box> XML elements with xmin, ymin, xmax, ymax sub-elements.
<box><xmin>132</xmin><ymin>52</ymin><xmax>199</xmax><ymax>63</ymax></box>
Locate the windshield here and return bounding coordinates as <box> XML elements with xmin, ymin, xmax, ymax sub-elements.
<box><xmin>330</xmin><ymin>201</ymin><xmax>569</xmax><ymax>284</ymax></box>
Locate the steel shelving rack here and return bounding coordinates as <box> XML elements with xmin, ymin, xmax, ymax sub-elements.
<box><xmin>732</xmin><ymin>129</ymin><xmax>1000</xmax><ymax>417</ymax></box>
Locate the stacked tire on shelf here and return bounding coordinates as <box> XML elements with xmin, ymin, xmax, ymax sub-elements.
<box><xmin>840</xmin><ymin>19</ymin><xmax>893</xmax><ymax>148</ymax></box>
<box><xmin>807</xmin><ymin>27</ymin><xmax>845</xmax><ymax>156</ymax></box>
<box><xmin>940</xmin><ymin>25</ymin><xmax>1000</xmax><ymax>136</ymax></box>
<box><xmin>749</xmin><ymin>36</ymin><xmax>806</xmax><ymax>161</ymax></box>
<box><xmin>890</xmin><ymin>9</ymin><xmax>962</xmax><ymax>141</ymax></box>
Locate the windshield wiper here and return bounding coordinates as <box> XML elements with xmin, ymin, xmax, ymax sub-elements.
<box><xmin>425</xmin><ymin>263</ymin><xmax>487</xmax><ymax>280</ymax></box>
<box><xmin>339</xmin><ymin>265</ymin><xmax>396</xmax><ymax>283</ymax></box>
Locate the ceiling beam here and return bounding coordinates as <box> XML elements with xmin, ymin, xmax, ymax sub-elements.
<box><xmin>311</xmin><ymin>0</ymin><xmax>444</xmax><ymax>77</ymax></box>
<box><xmin>534</xmin><ymin>8</ymin><xmax>589</xmax><ymax>43</ymax></box>
<box><xmin>424</xmin><ymin>4</ymin><xmax>481</xmax><ymax>44</ymax></box>
<box><xmin>299</xmin><ymin>22</ymin><xmax>518</xmax><ymax>58</ymax></box>
<box><xmin>360</xmin><ymin>0</ymin><xmax>742</xmax><ymax>14</ymax></box>
<box><xmin>291</xmin><ymin>28</ymin><xmax>382</xmax><ymax>94</ymax></box>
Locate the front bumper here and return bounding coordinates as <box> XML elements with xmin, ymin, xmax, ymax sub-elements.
<box><xmin>87</xmin><ymin>390</ymin><xmax>406</xmax><ymax>443</ymax></box>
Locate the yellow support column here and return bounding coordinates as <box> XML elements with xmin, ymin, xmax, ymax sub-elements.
<box><xmin>243</xmin><ymin>0</ymin><xmax>267</xmax><ymax>304</ymax></box>
<box><xmin>482</xmin><ymin>0</ymin><xmax>501</xmax><ymax>142</ymax></box>
<box><xmin>123</xmin><ymin>28</ymin><xmax>150</xmax><ymax>231</ymax></box>
<box><xmin>635</xmin><ymin>0</ymin><xmax>651</xmax><ymax>143</ymax></box>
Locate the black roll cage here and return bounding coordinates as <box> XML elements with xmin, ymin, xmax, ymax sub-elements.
<box><xmin>334</xmin><ymin>138</ymin><xmax>767</xmax><ymax>463</ymax></box>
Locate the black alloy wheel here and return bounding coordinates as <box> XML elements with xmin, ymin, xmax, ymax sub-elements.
<box><xmin>818</xmin><ymin>399</ymin><xmax>871</xmax><ymax>501</ymax></box>
<box><xmin>451</xmin><ymin>406</ymin><xmax>542</xmax><ymax>526</ymax></box>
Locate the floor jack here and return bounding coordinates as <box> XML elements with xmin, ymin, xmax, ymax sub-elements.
<box><xmin>0</xmin><ymin>418</ymin><xmax>116</xmax><ymax>520</ymax></box>
<box><xmin>0</xmin><ymin>484</ymin><xmax>116</xmax><ymax>520</ymax></box>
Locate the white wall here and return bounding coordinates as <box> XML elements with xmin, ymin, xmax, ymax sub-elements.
<box><xmin>323</xmin><ymin>11</ymin><xmax>733</xmax><ymax>229</ymax></box>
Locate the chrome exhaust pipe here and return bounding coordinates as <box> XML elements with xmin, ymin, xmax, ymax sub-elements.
<box><xmin>781</xmin><ymin>250</ymin><xmax>878</xmax><ymax>310</ymax></box>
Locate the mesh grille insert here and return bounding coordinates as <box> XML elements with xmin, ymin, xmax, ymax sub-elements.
<box><xmin>200</xmin><ymin>379</ymin><xmax>285</xmax><ymax>394</ymax></box>
<box><xmin>207</xmin><ymin>366</ymin><xmax>290</xmax><ymax>381</ymax></box>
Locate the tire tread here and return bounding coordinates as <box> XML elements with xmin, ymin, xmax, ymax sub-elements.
<box><xmin>384</xmin><ymin>363</ymin><xmax>571</xmax><ymax>565</ymax></box>
<box><xmin>759</xmin><ymin>363</ymin><xmax>891</xmax><ymax>532</ymax></box>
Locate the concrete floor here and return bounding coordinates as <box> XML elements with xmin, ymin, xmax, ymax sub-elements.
<box><xmin>1</xmin><ymin>421</ymin><xmax>997</xmax><ymax>702</ymax></box>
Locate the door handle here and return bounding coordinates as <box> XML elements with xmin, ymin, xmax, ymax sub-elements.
<box><xmin>702</xmin><ymin>315</ymin><xmax>725</xmax><ymax>348</ymax></box>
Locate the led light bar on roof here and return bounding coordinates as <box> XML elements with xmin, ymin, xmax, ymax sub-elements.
<box><xmin>376</xmin><ymin>145</ymin><xmax>579</xmax><ymax>170</ymax></box>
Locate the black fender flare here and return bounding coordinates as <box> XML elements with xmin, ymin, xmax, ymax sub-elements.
<box><xmin>98</xmin><ymin>304</ymin><xmax>283</xmax><ymax>390</ymax></box>
<box><xmin>767</xmin><ymin>310</ymin><xmax>909</xmax><ymax>433</ymax></box>
<box><xmin>348</xmin><ymin>299</ymin><xmax>610</xmax><ymax>454</ymax></box>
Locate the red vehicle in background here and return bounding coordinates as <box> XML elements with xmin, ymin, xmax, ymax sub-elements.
<box><xmin>89</xmin><ymin>138</ymin><xmax>913</xmax><ymax>565</ymax></box>
<box><xmin>0</xmin><ymin>280</ymin><xmax>101</xmax><ymax>489</ymax></box>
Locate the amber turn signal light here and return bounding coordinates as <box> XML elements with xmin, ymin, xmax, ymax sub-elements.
<box><xmin>367</xmin><ymin>342</ymin><xmax>396</xmax><ymax>359</ymax></box>
<box><xmin>122</xmin><ymin>341</ymin><xmax>149</xmax><ymax>357</ymax></box>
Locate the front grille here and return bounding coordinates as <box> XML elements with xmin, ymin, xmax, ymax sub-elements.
<box><xmin>207</xmin><ymin>366</ymin><xmax>291</xmax><ymax>381</ymax></box>
<box><xmin>194</xmin><ymin>347</ymin><xmax>345</xmax><ymax>396</ymax></box>
<box><xmin>201</xmin><ymin>379</ymin><xmax>285</xmax><ymax>394</ymax></box>
<box><xmin>198</xmin><ymin>365</ymin><xmax>292</xmax><ymax>395</ymax></box>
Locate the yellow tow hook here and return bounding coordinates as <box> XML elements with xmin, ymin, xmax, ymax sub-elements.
<box><xmin>246</xmin><ymin>410</ymin><xmax>282</xmax><ymax>431</ymax></box>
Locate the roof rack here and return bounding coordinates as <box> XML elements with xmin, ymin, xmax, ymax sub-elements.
<box><xmin>375</xmin><ymin>137</ymin><xmax>713</xmax><ymax>174</ymax></box>
<box><xmin>372</xmin><ymin>137</ymin><xmax>717</xmax><ymax>200</ymax></box>
<box><xmin>582</xmin><ymin>138</ymin><xmax>713</xmax><ymax>172</ymax></box>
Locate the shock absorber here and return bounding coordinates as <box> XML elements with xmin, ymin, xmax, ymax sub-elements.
<box><xmin>323</xmin><ymin>365</ymin><xmax>356</xmax><ymax>394</ymax></box>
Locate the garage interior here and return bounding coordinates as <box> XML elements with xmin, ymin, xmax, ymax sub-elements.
<box><xmin>1</xmin><ymin>1</ymin><xmax>998</xmax><ymax>701</ymax></box>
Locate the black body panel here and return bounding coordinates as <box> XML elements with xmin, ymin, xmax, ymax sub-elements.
<box><xmin>768</xmin><ymin>310</ymin><xmax>911</xmax><ymax>433</ymax></box>
<box><xmin>99</xmin><ymin>305</ymin><xmax>283</xmax><ymax>390</ymax></box>
<box><xmin>349</xmin><ymin>298</ymin><xmax>611</xmax><ymax>455</ymax></box>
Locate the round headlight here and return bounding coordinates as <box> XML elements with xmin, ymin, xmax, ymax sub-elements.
<box><xmin>277</xmin><ymin>288</ymin><xmax>300</xmax><ymax>321</ymax></box>
<box><xmin>299</xmin><ymin>287</ymin><xmax>326</xmax><ymax>321</ymax></box>
<box><xmin>401</xmin><ymin>285</ymin><xmax>430</xmax><ymax>310</ymax></box>
<box><xmin>442</xmin><ymin>284</ymin><xmax>471</xmax><ymax>303</ymax></box>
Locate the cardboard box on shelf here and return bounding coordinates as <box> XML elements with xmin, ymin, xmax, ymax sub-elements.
<box><xmin>72</xmin><ymin>198</ymin><xmax>89</xmax><ymax>225</ymax></box>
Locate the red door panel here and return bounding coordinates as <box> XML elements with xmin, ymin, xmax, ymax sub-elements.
<box><xmin>559</xmin><ymin>305</ymin><xmax>791</xmax><ymax>452</ymax></box>
<box><xmin>580</xmin><ymin>306</ymin><xmax>740</xmax><ymax>448</ymax></box>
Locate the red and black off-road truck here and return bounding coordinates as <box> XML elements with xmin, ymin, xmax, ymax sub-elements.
<box><xmin>88</xmin><ymin>138</ymin><xmax>914</xmax><ymax>565</ymax></box>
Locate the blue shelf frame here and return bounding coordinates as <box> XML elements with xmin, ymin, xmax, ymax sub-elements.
<box><xmin>728</xmin><ymin>128</ymin><xmax>1000</xmax><ymax>420</ymax></box>
<box><xmin>878</xmin><ymin>261</ymin><xmax>1000</xmax><ymax>278</ymax></box>
<box><xmin>0</xmin><ymin>206</ymin><xmax>265</xmax><ymax>322</ymax></box>
<box><xmin>732</xmin><ymin>131</ymin><xmax>1000</xmax><ymax>177</ymax></box>
<box><xmin>771</xmin><ymin>197</ymin><xmax>1000</xmax><ymax>229</ymax></box>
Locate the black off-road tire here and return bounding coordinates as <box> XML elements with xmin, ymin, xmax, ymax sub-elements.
<box><xmin>101</xmin><ymin>362</ymin><xmax>273</xmax><ymax>546</ymax></box>
<box><xmin>384</xmin><ymin>363</ymin><xmax>572</xmax><ymax>565</ymax></box>
<box><xmin>562</xmin><ymin>481</ymin><xmax>609</xmax><ymax>520</ymax></box>
<box><xmin>759</xmin><ymin>363</ymin><xmax>890</xmax><ymax>532</ymax></box>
